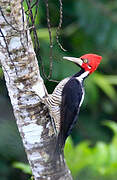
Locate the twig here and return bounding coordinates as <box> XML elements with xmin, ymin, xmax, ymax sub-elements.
<box><xmin>56</xmin><ymin>0</ymin><xmax>67</xmax><ymax>52</ymax></box>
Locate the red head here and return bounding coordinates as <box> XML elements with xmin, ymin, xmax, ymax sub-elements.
<box><xmin>80</xmin><ymin>54</ymin><xmax>102</xmax><ymax>74</ymax></box>
<box><xmin>63</xmin><ymin>53</ymin><xmax>102</xmax><ymax>74</ymax></box>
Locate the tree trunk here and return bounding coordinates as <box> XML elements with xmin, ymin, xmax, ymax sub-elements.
<box><xmin>0</xmin><ymin>0</ymin><xmax>73</xmax><ymax>179</ymax></box>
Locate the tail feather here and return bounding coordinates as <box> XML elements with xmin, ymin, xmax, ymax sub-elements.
<box><xmin>53</xmin><ymin>133</ymin><xmax>65</xmax><ymax>160</ymax></box>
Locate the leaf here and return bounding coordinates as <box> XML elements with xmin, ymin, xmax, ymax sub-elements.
<box><xmin>92</xmin><ymin>142</ymin><xmax>108</xmax><ymax>167</ymax></box>
<box><xmin>103</xmin><ymin>121</ymin><xmax>117</xmax><ymax>161</ymax></box>
<box><xmin>12</xmin><ymin>162</ymin><xmax>32</xmax><ymax>175</ymax></box>
<box><xmin>104</xmin><ymin>75</ymin><xmax>117</xmax><ymax>85</ymax></box>
<box><xmin>103</xmin><ymin>121</ymin><xmax>117</xmax><ymax>135</ymax></box>
<box><xmin>65</xmin><ymin>122</ymin><xmax>117</xmax><ymax>178</ymax></box>
<box><xmin>64</xmin><ymin>138</ymin><xmax>91</xmax><ymax>178</ymax></box>
<box><xmin>85</xmin><ymin>75</ymin><xmax>99</xmax><ymax>107</ymax></box>
<box><xmin>93</xmin><ymin>73</ymin><xmax>117</xmax><ymax>101</ymax></box>
<box><xmin>0</xmin><ymin>67</ymin><xmax>3</xmax><ymax>78</ymax></box>
<box><xmin>36</xmin><ymin>28</ymin><xmax>56</xmax><ymax>41</ymax></box>
<box><xmin>64</xmin><ymin>137</ymin><xmax>74</xmax><ymax>156</ymax></box>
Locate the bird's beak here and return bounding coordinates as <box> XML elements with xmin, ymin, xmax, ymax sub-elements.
<box><xmin>63</xmin><ymin>56</ymin><xmax>83</xmax><ymax>67</ymax></box>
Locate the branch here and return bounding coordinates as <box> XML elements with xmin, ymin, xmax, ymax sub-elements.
<box><xmin>0</xmin><ymin>0</ymin><xmax>72</xmax><ymax>179</ymax></box>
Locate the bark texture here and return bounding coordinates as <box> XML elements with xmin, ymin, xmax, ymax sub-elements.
<box><xmin>0</xmin><ymin>0</ymin><xmax>73</xmax><ymax>179</ymax></box>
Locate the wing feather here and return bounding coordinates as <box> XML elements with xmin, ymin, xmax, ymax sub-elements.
<box><xmin>60</xmin><ymin>78</ymin><xmax>84</xmax><ymax>145</ymax></box>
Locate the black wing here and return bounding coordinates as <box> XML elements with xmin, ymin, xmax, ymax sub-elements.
<box><xmin>59</xmin><ymin>78</ymin><xmax>83</xmax><ymax>146</ymax></box>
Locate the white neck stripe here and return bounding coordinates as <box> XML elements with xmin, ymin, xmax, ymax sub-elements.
<box><xmin>76</xmin><ymin>71</ymin><xmax>89</xmax><ymax>83</ymax></box>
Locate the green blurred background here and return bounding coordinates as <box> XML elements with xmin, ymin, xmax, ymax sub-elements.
<box><xmin>0</xmin><ymin>0</ymin><xmax>117</xmax><ymax>179</ymax></box>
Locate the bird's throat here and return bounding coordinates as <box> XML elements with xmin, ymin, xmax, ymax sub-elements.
<box><xmin>73</xmin><ymin>69</ymin><xmax>89</xmax><ymax>83</ymax></box>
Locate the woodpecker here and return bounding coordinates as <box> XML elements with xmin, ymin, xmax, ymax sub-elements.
<box><xmin>45</xmin><ymin>54</ymin><xmax>102</xmax><ymax>154</ymax></box>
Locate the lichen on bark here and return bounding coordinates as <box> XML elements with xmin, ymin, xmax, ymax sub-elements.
<box><xmin>0</xmin><ymin>0</ymin><xmax>73</xmax><ymax>179</ymax></box>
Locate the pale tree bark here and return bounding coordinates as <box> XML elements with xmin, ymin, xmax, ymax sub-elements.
<box><xmin>0</xmin><ymin>0</ymin><xmax>73</xmax><ymax>180</ymax></box>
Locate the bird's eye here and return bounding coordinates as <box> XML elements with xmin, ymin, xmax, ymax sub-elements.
<box><xmin>83</xmin><ymin>59</ymin><xmax>88</xmax><ymax>63</ymax></box>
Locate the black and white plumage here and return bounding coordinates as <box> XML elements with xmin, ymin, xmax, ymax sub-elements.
<box><xmin>55</xmin><ymin>70</ymin><xmax>88</xmax><ymax>152</ymax></box>
<box><xmin>45</xmin><ymin>76</ymin><xmax>70</xmax><ymax>133</ymax></box>
<box><xmin>44</xmin><ymin>54</ymin><xmax>102</xmax><ymax>155</ymax></box>
<box><xmin>45</xmin><ymin>70</ymin><xmax>88</xmax><ymax>151</ymax></box>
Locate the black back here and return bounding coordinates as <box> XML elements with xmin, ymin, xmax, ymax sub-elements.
<box><xmin>59</xmin><ymin>77</ymin><xmax>83</xmax><ymax>146</ymax></box>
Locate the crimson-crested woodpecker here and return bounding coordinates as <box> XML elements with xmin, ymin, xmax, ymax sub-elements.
<box><xmin>45</xmin><ymin>54</ymin><xmax>102</xmax><ymax>155</ymax></box>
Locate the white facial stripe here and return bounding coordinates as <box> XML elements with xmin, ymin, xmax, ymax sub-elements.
<box><xmin>63</xmin><ymin>57</ymin><xmax>83</xmax><ymax>66</ymax></box>
<box><xmin>76</xmin><ymin>71</ymin><xmax>89</xmax><ymax>83</ymax></box>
